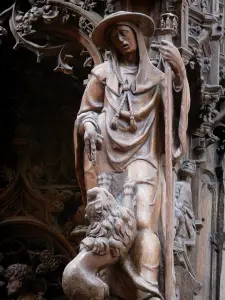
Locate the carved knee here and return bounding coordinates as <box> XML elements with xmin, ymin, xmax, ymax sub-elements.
<box><xmin>136</xmin><ymin>217</ymin><xmax>150</xmax><ymax>230</ymax></box>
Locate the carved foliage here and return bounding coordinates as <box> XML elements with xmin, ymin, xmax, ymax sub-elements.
<box><xmin>0</xmin><ymin>0</ymin><xmax>102</xmax><ymax>75</ymax></box>
<box><xmin>69</xmin><ymin>0</ymin><xmax>116</xmax><ymax>16</ymax></box>
<box><xmin>104</xmin><ymin>0</ymin><xmax>116</xmax><ymax>16</ymax></box>
<box><xmin>79</xmin><ymin>16</ymin><xmax>94</xmax><ymax>37</ymax></box>
<box><xmin>192</xmin><ymin>85</ymin><xmax>223</xmax><ymax>156</ymax></box>
<box><xmin>189</xmin><ymin>22</ymin><xmax>203</xmax><ymax>40</ymax></box>
<box><xmin>0</xmin><ymin>26</ymin><xmax>7</xmax><ymax>39</ymax></box>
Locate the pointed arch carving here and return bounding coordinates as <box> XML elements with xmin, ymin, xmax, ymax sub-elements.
<box><xmin>1</xmin><ymin>0</ymin><xmax>104</xmax><ymax>74</ymax></box>
<box><xmin>0</xmin><ymin>217</ymin><xmax>75</xmax><ymax>298</ymax></box>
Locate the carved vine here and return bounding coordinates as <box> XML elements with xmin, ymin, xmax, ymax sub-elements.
<box><xmin>191</xmin><ymin>83</ymin><xmax>223</xmax><ymax>156</ymax></box>
<box><xmin>0</xmin><ymin>0</ymin><xmax>103</xmax><ymax>74</ymax></box>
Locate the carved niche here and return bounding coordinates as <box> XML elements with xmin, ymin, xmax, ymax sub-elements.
<box><xmin>0</xmin><ymin>2</ymin><xmax>117</xmax><ymax>298</ymax></box>
<box><xmin>0</xmin><ymin>49</ymin><xmax>85</xmax><ymax>239</ymax></box>
<box><xmin>0</xmin><ymin>0</ymin><xmax>109</xmax><ymax>241</ymax></box>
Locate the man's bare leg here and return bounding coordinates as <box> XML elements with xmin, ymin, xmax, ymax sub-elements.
<box><xmin>126</xmin><ymin>160</ymin><xmax>162</xmax><ymax>299</ymax></box>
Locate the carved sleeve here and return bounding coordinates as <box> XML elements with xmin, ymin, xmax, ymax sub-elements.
<box><xmin>76</xmin><ymin>73</ymin><xmax>105</xmax><ymax>135</ymax></box>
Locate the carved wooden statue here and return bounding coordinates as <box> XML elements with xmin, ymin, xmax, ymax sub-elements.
<box><xmin>5</xmin><ymin>264</ymin><xmax>45</xmax><ymax>300</ymax></box>
<box><xmin>63</xmin><ymin>11</ymin><xmax>190</xmax><ymax>300</ymax></box>
<box><xmin>174</xmin><ymin>161</ymin><xmax>202</xmax><ymax>300</ymax></box>
<box><xmin>174</xmin><ymin>160</ymin><xmax>197</xmax><ymax>247</ymax></box>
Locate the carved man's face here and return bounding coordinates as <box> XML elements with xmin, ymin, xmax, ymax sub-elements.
<box><xmin>7</xmin><ymin>276</ymin><xmax>22</xmax><ymax>297</ymax></box>
<box><xmin>109</xmin><ymin>25</ymin><xmax>137</xmax><ymax>55</ymax></box>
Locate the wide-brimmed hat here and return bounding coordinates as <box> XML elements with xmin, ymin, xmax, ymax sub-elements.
<box><xmin>91</xmin><ymin>11</ymin><xmax>155</xmax><ymax>49</ymax></box>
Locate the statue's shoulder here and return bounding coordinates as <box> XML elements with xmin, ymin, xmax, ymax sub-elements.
<box><xmin>91</xmin><ymin>61</ymin><xmax>111</xmax><ymax>83</ymax></box>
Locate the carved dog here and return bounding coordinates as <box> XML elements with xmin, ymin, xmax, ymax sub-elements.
<box><xmin>62</xmin><ymin>187</ymin><xmax>136</xmax><ymax>300</ymax></box>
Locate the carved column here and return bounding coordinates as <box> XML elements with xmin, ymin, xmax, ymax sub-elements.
<box><xmin>214</xmin><ymin>125</ymin><xmax>225</xmax><ymax>299</ymax></box>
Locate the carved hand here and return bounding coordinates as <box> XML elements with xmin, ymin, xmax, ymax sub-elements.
<box><xmin>83</xmin><ymin>122</ymin><xmax>103</xmax><ymax>165</ymax></box>
<box><xmin>159</xmin><ymin>40</ymin><xmax>186</xmax><ymax>87</ymax></box>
